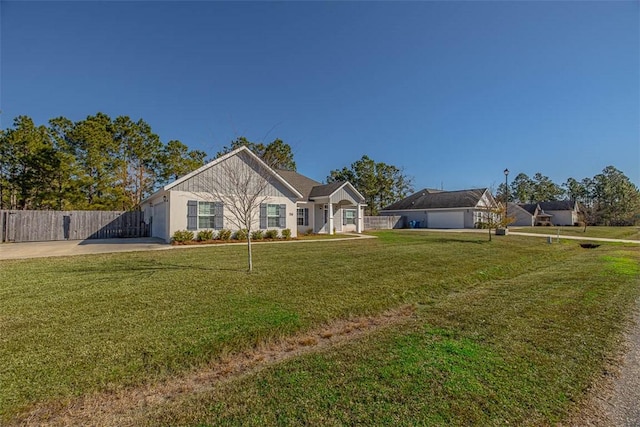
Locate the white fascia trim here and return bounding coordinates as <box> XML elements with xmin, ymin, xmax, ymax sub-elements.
<box><xmin>140</xmin><ymin>188</ymin><xmax>168</xmax><ymax>205</ymax></box>
<box><xmin>163</xmin><ymin>146</ymin><xmax>303</xmax><ymax>198</ymax></box>
<box><xmin>328</xmin><ymin>182</ymin><xmax>366</xmax><ymax>203</ymax></box>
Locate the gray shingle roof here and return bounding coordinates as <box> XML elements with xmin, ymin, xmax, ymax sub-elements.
<box><xmin>275</xmin><ymin>170</ymin><xmax>354</xmax><ymax>201</ymax></box>
<box><xmin>518</xmin><ymin>203</ymin><xmax>540</xmax><ymax>215</ymax></box>
<box><xmin>382</xmin><ymin>188</ymin><xmax>488</xmax><ymax>210</ymax></box>
<box><xmin>275</xmin><ymin>170</ymin><xmax>322</xmax><ymax>200</ymax></box>
<box><xmin>309</xmin><ymin>181</ymin><xmax>346</xmax><ymax>198</ymax></box>
<box><xmin>538</xmin><ymin>200</ymin><xmax>577</xmax><ymax>211</ymax></box>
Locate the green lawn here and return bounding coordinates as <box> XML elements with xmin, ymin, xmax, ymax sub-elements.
<box><xmin>1</xmin><ymin>231</ymin><xmax>639</xmax><ymax>425</ymax></box>
<box><xmin>511</xmin><ymin>225</ymin><xmax>640</xmax><ymax>240</ymax></box>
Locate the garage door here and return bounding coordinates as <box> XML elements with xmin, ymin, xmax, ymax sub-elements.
<box><xmin>428</xmin><ymin>211</ymin><xmax>464</xmax><ymax>229</ymax></box>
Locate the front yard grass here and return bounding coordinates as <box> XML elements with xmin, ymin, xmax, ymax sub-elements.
<box><xmin>1</xmin><ymin>231</ymin><xmax>639</xmax><ymax>425</ymax></box>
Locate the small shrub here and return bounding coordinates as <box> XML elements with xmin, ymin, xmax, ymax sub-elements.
<box><xmin>234</xmin><ymin>229</ymin><xmax>248</xmax><ymax>240</ymax></box>
<box><xmin>218</xmin><ymin>229</ymin><xmax>232</xmax><ymax>241</ymax></box>
<box><xmin>265</xmin><ymin>229</ymin><xmax>279</xmax><ymax>239</ymax></box>
<box><xmin>304</xmin><ymin>228</ymin><xmax>314</xmax><ymax>236</ymax></box>
<box><xmin>171</xmin><ymin>229</ymin><xmax>194</xmax><ymax>243</ymax></box>
<box><xmin>251</xmin><ymin>230</ymin><xmax>264</xmax><ymax>240</ymax></box>
<box><xmin>196</xmin><ymin>229</ymin><xmax>215</xmax><ymax>241</ymax></box>
<box><xmin>281</xmin><ymin>228</ymin><xmax>292</xmax><ymax>240</ymax></box>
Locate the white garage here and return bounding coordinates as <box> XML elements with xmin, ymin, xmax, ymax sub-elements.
<box><xmin>428</xmin><ymin>211</ymin><xmax>464</xmax><ymax>229</ymax></box>
<box><xmin>380</xmin><ymin>188</ymin><xmax>498</xmax><ymax>230</ymax></box>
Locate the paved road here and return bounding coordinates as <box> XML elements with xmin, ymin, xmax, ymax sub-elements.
<box><xmin>402</xmin><ymin>227</ymin><xmax>640</xmax><ymax>244</ymax></box>
<box><xmin>508</xmin><ymin>231</ymin><xmax>640</xmax><ymax>244</ymax></box>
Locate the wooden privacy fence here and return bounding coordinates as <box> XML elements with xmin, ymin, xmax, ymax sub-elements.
<box><xmin>0</xmin><ymin>210</ymin><xmax>149</xmax><ymax>243</ymax></box>
<box><xmin>363</xmin><ymin>215</ymin><xmax>404</xmax><ymax>230</ymax></box>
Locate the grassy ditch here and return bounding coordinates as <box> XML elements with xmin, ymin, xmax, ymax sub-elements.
<box><xmin>1</xmin><ymin>231</ymin><xmax>638</xmax><ymax>425</ymax></box>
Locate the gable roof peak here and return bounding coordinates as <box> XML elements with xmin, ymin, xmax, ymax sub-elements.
<box><xmin>161</xmin><ymin>145</ymin><xmax>303</xmax><ymax>198</ymax></box>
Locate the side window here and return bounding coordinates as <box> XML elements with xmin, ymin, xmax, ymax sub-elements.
<box><xmin>188</xmin><ymin>200</ymin><xmax>223</xmax><ymax>230</ymax></box>
<box><xmin>297</xmin><ymin>208</ymin><xmax>308</xmax><ymax>226</ymax></box>
<box><xmin>198</xmin><ymin>202</ymin><xmax>216</xmax><ymax>229</ymax></box>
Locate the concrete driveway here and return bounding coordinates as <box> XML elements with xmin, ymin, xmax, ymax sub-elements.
<box><xmin>0</xmin><ymin>238</ymin><xmax>170</xmax><ymax>260</ymax></box>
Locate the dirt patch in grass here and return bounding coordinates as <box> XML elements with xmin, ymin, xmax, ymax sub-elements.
<box><xmin>564</xmin><ymin>299</ymin><xmax>640</xmax><ymax>427</ymax></box>
<box><xmin>14</xmin><ymin>305</ymin><xmax>416</xmax><ymax>427</ymax></box>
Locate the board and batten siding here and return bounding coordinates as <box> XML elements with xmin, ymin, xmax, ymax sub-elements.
<box><xmin>330</xmin><ymin>185</ymin><xmax>362</xmax><ymax>205</ymax></box>
<box><xmin>170</xmin><ymin>152</ymin><xmax>292</xmax><ymax>198</ymax></box>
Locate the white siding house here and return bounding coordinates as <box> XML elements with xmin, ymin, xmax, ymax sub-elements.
<box><xmin>379</xmin><ymin>188</ymin><xmax>498</xmax><ymax>229</ymax></box>
<box><xmin>538</xmin><ymin>201</ymin><xmax>580</xmax><ymax>226</ymax></box>
<box><xmin>142</xmin><ymin>147</ymin><xmax>366</xmax><ymax>242</ymax></box>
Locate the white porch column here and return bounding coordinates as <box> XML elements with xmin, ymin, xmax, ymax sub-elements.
<box><xmin>328</xmin><ymin>203</ymin><xmax>334</xmax><ymax>235</ymax></box>
<box><xmin>356</xmin><ymin>203</ymin><xmax>362</xmax><ymax>233</ymax></box>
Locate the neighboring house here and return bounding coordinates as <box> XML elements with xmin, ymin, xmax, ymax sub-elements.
<box><xmin>509</xmin><ymin>201</ymin><xmax>579</xmax><ymax>226</ymax></box>
<box><xmin>538</xmin><ymin>200</ymin><xmax>580</xmax><ymax>226</ymax></box>
<box><xmin>379</xmin><ymin>188</ymin><xmax>497</xmax><ymax>229</ymax></box>
<box><xmin>141</xmin><ymin>146</ymin><xmax>366</xmax><ymax>242</ymax></box>
<box><xmin>509</xmin><ymin>203</ymin><xmax>552</xmax><ymax>226</ymax></box>
<box><xmin>507</xmin><ymin>203</ymin><xmax>536</xmax><ymax>227</ymax></box>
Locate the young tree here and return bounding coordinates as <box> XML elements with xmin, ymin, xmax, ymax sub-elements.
<box><xmin>466</xmin><ymin>189</ymin><xmax>512</xmax><ymax>241</ymax></box>
<box><xmin>194</xmin><ymin>149</ymin><xmax>274</xmax><ymax>272</ymax></box>
<box><xmin>477</xmin><ymin>204</ymin><xmax>513</xmax><ymax>241</ymax></box>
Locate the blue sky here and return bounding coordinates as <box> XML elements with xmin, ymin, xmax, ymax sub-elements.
<box><xmin>2</xmin><ymin>1</ymin><xmax>638</xmax><ymax>190</ymax></box>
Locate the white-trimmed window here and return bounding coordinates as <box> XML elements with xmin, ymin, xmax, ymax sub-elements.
<box><xmin>198</xmin><ymin>202</ymin><xmax>216</xmax><ymax>228</ymax></box>
<box><xmin>260</xmin><ymin>203</ymin><xmax>286</xmax><ymax>229</ymax></box>
<box><xmin>267</xmin><ymin>204</ymin><xmax>280</xmax><ymax>227</ymax></box>
<box><xmin>297</xmin><ymin>208</ymin><xmax>308</xmax><ymax>226</ymax></box>
<box><xmin>187</xmin><ymin>200</ymin><xmax>223</xmax><ymax>230</ymax></box>
<box><xmin>343</xmin><ymin>209</ymin><xmax>356</xmax><ymax>225</ymax></box>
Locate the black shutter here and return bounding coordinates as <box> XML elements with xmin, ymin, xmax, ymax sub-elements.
<box><xmin>304</xmin><ymin>208</ymin><xmax>309</xmax><ymax>226</ymax></box>
<box><xmin>260</xmin><ymin>203</ymin><xmax>267</xmax><ymax>229</ymax></box>
<box><xmin>187</xmin><ymin>201</ymin><xmax>198</xmax><ymax>230</ymax></box>
<box><xmin>214</xmin><ymin>202</ymin><xmax>224</xmax><ymax>229</ymax></box>
<box><xmin>279</xmin><ymin>204</ymin><xmax>286</xmax><ymax>228</ymax></box>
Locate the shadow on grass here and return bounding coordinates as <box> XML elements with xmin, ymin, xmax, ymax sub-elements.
<box><xmin>59</xmin><ymin>259</ymin><xmax>248</xmax><ymax>275</ymax></box>
<box><xmin>430</xmin><ymin>237</ymin><xmax>488</xmax><ymax>245</ymax></box>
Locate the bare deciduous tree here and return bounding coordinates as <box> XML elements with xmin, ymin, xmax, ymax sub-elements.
<box><xmin>194</xmin><ymin>150</ymin><xmax>273</xmax><ymax>272</ymax></box>
<box><xmin>469</xmin><ymin>188</ymin><xmax>513</xmax><ymax>241</ymax></box>
<box><xmin>476</xmin><ymin>203</ymin><xmax>514</xmax><ymax>241</ymax></box>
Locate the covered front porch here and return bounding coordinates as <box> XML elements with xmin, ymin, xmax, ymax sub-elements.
<box><xmin>296</xmin><ymin>182</ymin><xmax>366</xmax><ymax>235</ymax></box>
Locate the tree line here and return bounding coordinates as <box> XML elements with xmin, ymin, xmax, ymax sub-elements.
<box><xmin>0</xmin><ymin>114</ymin><xmax>207</xmax><ymax>211</ymax></box>
<box><xmin>2</xmin><ymin>113</ymin><xmax>636</xmax><ymax>225</ymax></box>
<box><xmin>496</xmin><ymin>168</ymin><xmax>640</xmax><ymax>226</ymax></box>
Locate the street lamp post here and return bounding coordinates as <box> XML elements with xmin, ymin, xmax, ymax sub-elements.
<box><xmin>504</xmin><ymin>168</ymin><xmax>510</xmax><ymax>228</ymax></box>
